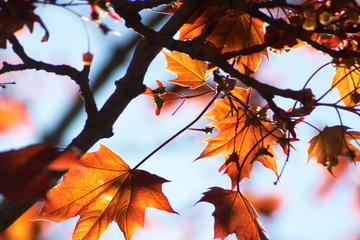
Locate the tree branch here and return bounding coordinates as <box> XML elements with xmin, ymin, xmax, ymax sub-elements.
<box><xmin>106</xmin><ymin>12</ymin><xmax>310</xmax><ymax>104</ymax></box>
<box><xmin>68</xmin><ymin>0</ymin><xmax>207</xmax><ymax>151</ymax></box>
<box><xmin>43</xmin><ymin>13</ymin><xmax>167</xmax><ymax>145</ymax></box>
<box><xmin>0</xmin><ymin>0</ymin><xmax>206</xmax><ymax>232</ymax></box>
<box><xmin>246</xmin><ymin>8</ymin><xmax>360</xmax><ymax>59</ymax></box>
<box><xmin>4</xmin><ymin>35</ymin><xmax>98</xmax><ymax>117</ymax></box>
<box><xmin>120</xmin><ymin>0</ymin><xmax>175</xmax><ymax>12</ymax></box>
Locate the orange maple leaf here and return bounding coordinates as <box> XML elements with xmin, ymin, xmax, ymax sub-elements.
<box><xmin>35</xmin><ymin>144</ymin><xmax>177</xmax><ymax>240</ymax></box>
<box><xmin>162</xmin><ymin>50</ymin><xmax>215</xmax><ymax>89</ymax></box>
<box><xmin>0</xmin><ymin>203</ymin><xmax>50</xmax><ymax>240</ymax></box>
<box><xmin>199</xmin><ymin>187</ymin><xmax>268</xmax><ymax>240</ymax></box>
<box><xmin>307</xmin><ymin>125</ymin><xmax>360</xmax><ymax>174</ymax></box>
<box><xmin>179</xmin><ymin>2</ymin><xmax>268</xmax><ymax>74</ymax></box>
<box><xmin>0</xmin><ymin>144</ymin><xmax>78</xmax><ymax>202</ymax></box>
<box><xmin>198</xmin><ymin>88</ymin><xmax>283</xmax><ymax>188</ymax></box>
<box><xmin>331</xmin><ymin>65</ymin><xmax>360</xmax><ymax>106</ymax></box>
<box><xmin>0</xmin><ymin>95</ymin><xmax>31</xmax><ymax>133</ymax></box>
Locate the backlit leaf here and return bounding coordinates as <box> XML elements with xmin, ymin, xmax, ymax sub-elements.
<box><xmin>307</xmin><ymin>125</ymin><xmax>360</xmax><ymax>174</ymax></box>
<box><xmin>179</xmin><ymin>3</ymin><xmax>267</xmax><ymax>74</ymax></box>
<box><xmin>163</xmin><ymin>51</ymin><xmax>215</xmax><ymax>89</ymax></box>
<box><xmin>0</xmin><ymin>144</ymin><xmax>79</xmax><ymax>202</ymax></box>
<box><xmin>331</xmin><ymin>65</ymin><xmax>360</xmax><ymax>106</ymax></box>
<box><xmin>35</xmin><ymin>144</ymin><xmax>177</xmax><ymax>240</ymax></box>
<box><xmin>199</xmin><ymin>187</ymin><xmax>268</xmax><ymax>240</ymax></box>
<box><xmin>198</xmin><ymin>88</ymin><xmax>282</xmax><ymax>188</ymax></box>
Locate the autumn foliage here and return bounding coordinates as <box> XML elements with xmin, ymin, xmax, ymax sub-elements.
<box><xmin>2</xmin><ymin>0</ymin><xmax>360</xmax><ymax>239</ymax></box>
<box><xmin>35</xmin><ymin>144</ymin><xmax>177</xmax><ymax>240</ymax></box>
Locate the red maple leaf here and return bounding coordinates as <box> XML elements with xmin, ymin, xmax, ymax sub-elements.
<box><xmin>0</xmin><ymin>144</ymin><xmax>78</xmax><ymax>202</ymax></box>
<box><xmin>199</xmin><ymin>187</ymin><xmax>268</xmax><ymax>240</ymax></box>
<box><xmin>307</xmin><ymin>125</ymin><xmax>360</xmax><ymax>174</ymax></box>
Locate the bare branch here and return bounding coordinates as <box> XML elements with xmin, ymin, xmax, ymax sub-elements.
<box><xmin>5</xmin><ymin>35</ymin><xmax>98</xmax><ymax>117</ymax></box>
<box><xmin>0</xmin><ymin>0</ymin><xmax>207</xmax><ymax>232</ymax></box>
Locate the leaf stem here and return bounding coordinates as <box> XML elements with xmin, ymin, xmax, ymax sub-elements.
<box><xmin>133</xmin><ymin>91</ymin><xmax>220</xmax><ymax>170</ymax></box>
<box><xmin>291</xmin><ymin>62</ymin><xmax>331</xmax><ymax>113</ymax></box>
<box><xmin>164</xmin><ymin>89</ymin><xmax>214</xmax><ymax>101</ymax></box>
<box><xmin>299</xmin><ymin>120</ymin><xmax>322</xmax><ymax>133</ymax></box>
<box><xmin>274</xmin><ymin>131</ymin><xmax>291</xmax><ymax>185</ymax></box>
<box><xmin>335</xmin><ymin>108</ymin><xmax>349</xmax><ymax>158</ymax></box>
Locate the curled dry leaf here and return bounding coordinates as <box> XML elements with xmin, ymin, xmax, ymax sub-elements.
<box><xmin>35</xmin><ymin>144</ymin><xmax>177</xmax><ymax>240</ymax></box>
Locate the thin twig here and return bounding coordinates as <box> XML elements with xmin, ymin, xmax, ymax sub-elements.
<box><xmin>133</xmin><ymin>91</ymin><xmax>220</xmax><ymax>170</ymax></box>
